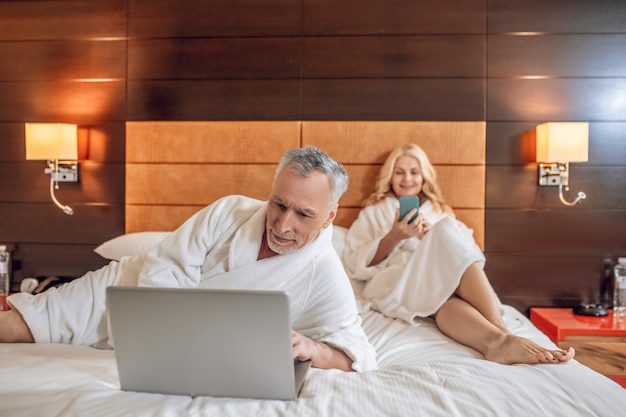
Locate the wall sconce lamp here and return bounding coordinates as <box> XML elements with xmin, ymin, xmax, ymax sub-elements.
<box><xmin>25</xmin><ymin>123</ymin><xmax>79</xmax><ymax>215</ymax></box>
<box><xmin>536</xmin><ymin>122</ymin><xmax>588</xmax><ymax>206</ymax></box>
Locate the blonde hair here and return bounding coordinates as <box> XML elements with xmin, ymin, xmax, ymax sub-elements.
<box><xmin>363</xmin><ymin>143</ymin><xmax>452</xmax><ymax>214</ymax></box>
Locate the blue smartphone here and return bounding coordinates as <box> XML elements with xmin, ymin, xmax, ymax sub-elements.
<box><xmin>399</xmin><ymin>196</ymin><xmax>420</xmax><ymax>224</ymax></box>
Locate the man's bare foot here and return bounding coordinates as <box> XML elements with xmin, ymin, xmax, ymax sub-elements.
<box><xmin>484</xmin><ymin>333</ymin><xmax>575</xmax><ymax>365</ymax></box>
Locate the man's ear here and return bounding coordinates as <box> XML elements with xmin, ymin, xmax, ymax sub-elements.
<box><xmin>322</xmin><ymin>206</ymin><xmax>338</xmax><ymax>228</ymax></box>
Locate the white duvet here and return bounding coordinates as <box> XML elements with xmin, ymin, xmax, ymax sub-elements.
<box><xmin>2</xmin><ymin>225</ymin><xmax>624</xmax><ymax>416</ymax></box>
<box><xmin>0</xmin><ymin>305</ymin><xmax>624</xmax><ymax>417</ymax></box>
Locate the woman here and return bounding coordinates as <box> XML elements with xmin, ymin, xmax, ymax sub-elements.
<box><xmin>342</xmin><ymin>143</ymin><xmax>574</xmax><ymax>365</ymax></box>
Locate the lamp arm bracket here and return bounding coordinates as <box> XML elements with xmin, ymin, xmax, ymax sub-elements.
<box><xmin>49</xmin><ymin>175</ymin><xmax>74</xmax><ymax>215</ymax></box>
<box><xmin>558</xmin><ymin>183</ymin><xmax>586</xmax><ymax>206</ymax></box>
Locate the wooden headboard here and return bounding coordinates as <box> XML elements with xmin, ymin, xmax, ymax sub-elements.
<box><xmin>126</xmin><ymin>121</ymin><xmax>485</xmax><ymax>248</ymax></box>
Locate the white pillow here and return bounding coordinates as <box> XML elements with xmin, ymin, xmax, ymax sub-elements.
<box><xmin>94</xmin><ymin>231</ymin><xmax>171</xmax><ymax>261</ymax></box>
<box><xmin>96</xmin><ymin>227</ymin><xmax>348</xmax><ymax>262</ymax></box>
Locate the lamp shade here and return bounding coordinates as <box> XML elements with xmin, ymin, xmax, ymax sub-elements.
<box><xmin>25</xmin><ymin>123</ymin><xmax>78</xmax><ymax>160</ymax></box>
<box><xmin>536</xmin><ymin>122</ymin><xmax>589</xmax><ymax>163</ymax></box>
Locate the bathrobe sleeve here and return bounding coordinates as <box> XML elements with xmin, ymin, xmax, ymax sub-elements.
<box><xmin>138</xmin><ymin>195</ymin><xmax>262</xmax><ymax>288</ymax></box>
<box><xmin>10</xmin><ymin>195</ymin><xmax>378</xmax><ymax>370</ymax></box>
<box><xmin>342</xmin><ymin>197</ymin><xmax>463</xmax><ymax>283</ymax></box>
<box><xmin>341</xmin><ymin>198</ymin><xmax>396</xmax><ymax>281</ymax></box>
<box><xmin>8</xmin><ymin>195</ymin><xmax>261</xmax><ymax>347</ymax></box>
<box><xmin>289</xmin><ymin>245</ymin><xmax>378</xmax><ymax>372</ymax></box>
<box><xmin>7</xmin><ymin>255</ymin><xmax>145</xmax><ymax>347</ymax></box>
<box><xmin>341</xmin><ymin>196</ymin><xmax>490</xmax><ymax>324</ymax></box>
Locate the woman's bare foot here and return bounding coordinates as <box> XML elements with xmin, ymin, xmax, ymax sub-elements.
<box><xmin>484</xmin><ymin>333</ymin><xmax>575</xmax><ymax>365</ymax></box>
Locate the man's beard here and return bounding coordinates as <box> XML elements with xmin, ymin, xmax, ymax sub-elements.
<box><xmin>266</xmin><ymin>229</ymin><xmax>297</xmax><ymax>255</ymax></box>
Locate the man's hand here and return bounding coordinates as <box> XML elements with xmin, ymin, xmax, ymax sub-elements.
<box><xmin>292</xmin><ymin>330</ymin><xmax>354</xmax><ymax>371</ymax></box>
<box><xmin>369</xmin><ymin>209</ymin><xmax>432</xmax><ymax>267</ymax></box>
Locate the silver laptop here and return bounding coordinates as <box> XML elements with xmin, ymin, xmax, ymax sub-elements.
<box><xmin>106</xmin><ymin>286</ymin><xmax>311</xmax><ymax>400</ymax></box>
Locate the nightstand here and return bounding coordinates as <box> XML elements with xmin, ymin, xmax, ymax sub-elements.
<box><xmin>530</xmin><ymin>307</ymin><xmax>626</xmax><ymax>388</ymax></box>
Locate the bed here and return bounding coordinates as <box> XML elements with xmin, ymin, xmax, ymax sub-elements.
<box><xmin>1</xmin><ymin>121</ymin><xmax>624</xmax><ymax>416</ymax></box>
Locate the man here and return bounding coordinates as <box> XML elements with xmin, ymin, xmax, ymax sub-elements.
<box><xmin>0</xmin><ymin>147</ymin><xmax>377</xmax><ymax>372</ymax></box>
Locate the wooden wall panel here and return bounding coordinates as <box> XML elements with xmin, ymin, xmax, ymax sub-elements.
<box><xmin>126</xmin><ymin>121</ymin><xmax>486</xmax><ymax>249</ymax></box>
<box><xmin>126</xmin><ymin>121</ymin><xmax>300</xmax><ymax>162</ymax></box>
<box><xmin>0</xmin><ymin>204</ymin><xmax>123</xmax><ymax>245</ymax></box>
<box><xmin>126</xmin><ymin>206</ymin><xmax>204</xmax><ymax>233</ymax></box>
<box><xmin>488</xmin><ymin>79</ymin><xmax>626</xmax><ymax>121</ymax></box>
<box><xmin>487</xmin><ymin>165</ymin><xmax>626</xmax><ymax>210</ymax></box>
<box><xmin>125</xmin><ymin>121</ymin><xmax>302</xmax><ymax>233</ymax></box>
<box><xmin>126</xmin><ymin>164</ymin><xmax>277</xmax><ymax>206</ymax></box>
<box><xmin>487</xmin><ymin>254</ymin><xmax>605</xmax><ymax>313</ymax></box>
<box><xmin>0</xmin><ymin>2</ymin><xmax>127</xmax><ymax>288</ymax></box>
<box><xmin>0</xmin><ymin>40</ymin><xmax>126</xmax><ymax>81</ymax></box>
<box><xmin>488</xmin><ymin>0</ymin><xmax>626</xmax><ymax>34</ymax></box>
<box><xmin>0</xmin><ymin>123</ymin><xmax>126</xmax><ymax>208</ymax></box>
<box><xmin>488</xmin><ymin>35</ymin><xmax>626</xmax><ymax>77</ymax></box>
<box><xmin>302</xmin><ymin>121</ymin><xmax>486</xmax><ymax>247</ymax></box>
<box><xmin>302</xmin><ymin>79</ymin><xmax>485</xmax><ymax>120</ymax></box>
<box><xmin>301</xmin><ymin>121</ymin><xmax>486</xmax><ymax>164</ymax></box>
<box><xmin>0</xmin><ymin>134</ymin><xmax>124</xmax><ymax>287</ymax></box>
<box><xmin>0</xmin><ymin>81</ymin><xmax>126</xmax><ymax>123</ymax></box>
<box><xmin>128</xmin><ymin>38</ymin><xmax>300</xmax><ymax>80</ymax></box>
<box><xmin>1</xmin><ymin>1</ymin><xmax>624</xmax><ymax>314</ymax></box>
<box><xmin>128</xmin><ymin>0</ymin><xmax>302</xmax><ymax>37</ymax></box>
<box><xmin>487</xmin><ymin>121</ymin><xmax>626</xmax><ymax>166</ymax></box>
<box><xmin>9</xmin><ymin>245</ymin><xmax>109</xmax><ymax>283</ymax></box>
<box><xmin>303</xmin><ymin>36</ymin><xmax>484</xmax><ymax>78</ymax></box>
<box><xmin>127</xmin><ymin>80</ymin><xmax>301</xmax><ymax>120</ymax></box>
<box><xmin>0</xmin><ymin>1</ymin><xmax>126</xmax><ymax>40</ymax></box>
<box><xmin>486</xmin><ymin>210</ymin><xmax>626</xmax><ymax>255</ymax></box>
<box><xmin>0</xmin><ymin>161</ymin><xmax>124</xmax><ymax>205</ymax></box>
<box><xmin>486</xmin><ymin>0</ymin><xmax>626</xmax><ymax>313</ymax></box>
<box><xmin>304</xmin><ymin>0</ymin><xmax>486</xmax><ymax>35</ymax></box>
<box><xmin>125</xmin><ymin>0</ymin><xmax>489</xmax><ymax>122</ymax></box>
<box><xmin>80</xmin><ymin>123</ymin><xmax>127</xmax><ymax>163</ymax></box>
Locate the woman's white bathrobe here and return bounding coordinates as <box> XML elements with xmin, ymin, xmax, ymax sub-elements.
<box><xmin>341</xmin><ymin>196</ymin><xmax>486</xmax><ymax>325</ymax></box>
<box><xmin>9</xmin><ymin>195</ymin><xmax>377</xmax><ymax>372</ymax></box>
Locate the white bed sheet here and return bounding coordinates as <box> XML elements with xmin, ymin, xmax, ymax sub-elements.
<box><xmin>0</xmin><ymin>305</ymin><xmax>624</xmax><ymax>417</ymax></box>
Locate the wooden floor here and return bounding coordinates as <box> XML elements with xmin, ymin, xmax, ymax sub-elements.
<box><xmin>559</xmin><ymin>335</ymin><xmax>626</xmax><ymax>388</ymax></box>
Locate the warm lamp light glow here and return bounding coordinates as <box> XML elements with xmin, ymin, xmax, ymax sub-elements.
<box><xmin>25</xmin><ymin>123</ymin><xmax>78</xmax><ymax>160</ymax></box>
<box><xmin>536</xmin><ymin>122</ymin><xmax>589</xmax><ymax>206</ymax></box>
<box><xmin>536</xmin><ymin>122</ymin><xmax>588</xmax><ymax>163</ymax></box>
<box><xmin>24</xmin><ymin>122</ymin><xmax>79</xmax><ymax>215</ymax></box>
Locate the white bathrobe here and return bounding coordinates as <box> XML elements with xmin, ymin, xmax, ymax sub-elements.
<box><xmin>341</xmin><ymin>196</ymin><xmax>486</xmax><ymax>324</ymax></box>
<box><xmin>10</xmin><ymin>195</ymin><xmax>377</xmax><ymax>372</ymax></box>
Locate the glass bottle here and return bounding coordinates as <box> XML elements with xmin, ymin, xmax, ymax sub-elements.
<box><xmin>613</xmin><ymin>257</ymin><xmax>626</xmax><ymax>318</ymax></box>
<box><xmin>0</xmin><ymin>245</ymin><xmax>10</xmax><ymax>311</ymax></box>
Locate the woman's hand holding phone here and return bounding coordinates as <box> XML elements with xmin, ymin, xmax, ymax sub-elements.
<box><xmin>371</xmin><ymin>197</ymin><xmax>430</xmax><ymax>266</ymax></box>
<box><xmin>396</xmin><ymin>196</ymin><xmax>431</xmax><ymax>240</ymax></box>
<box><xmin>399</xmin><ymin>196</ymin><xmax>419</xmax><ymax>224</ymax></box>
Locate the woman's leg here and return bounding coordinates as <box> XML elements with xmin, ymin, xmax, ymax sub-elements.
<box><xmin>434</xmin><ymin>296</ymin><xmax>574</xmax><ymax>364</ymax></box>
<box><xmin>455</xmin><ymin>262</ymin><xmax>507</xmax><ymax>331</ymax></box>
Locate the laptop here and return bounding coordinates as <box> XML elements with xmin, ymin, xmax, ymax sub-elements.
<box><xmin>106</xmin><ymin>286</ymin><xmax>311</xmax><ymax>400</ymax></box>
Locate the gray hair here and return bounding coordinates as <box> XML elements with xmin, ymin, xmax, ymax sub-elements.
<box><xmin>276</xmin><ymin>146</ymin><xmax>348</xmax><ymax>207</ymax></box>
